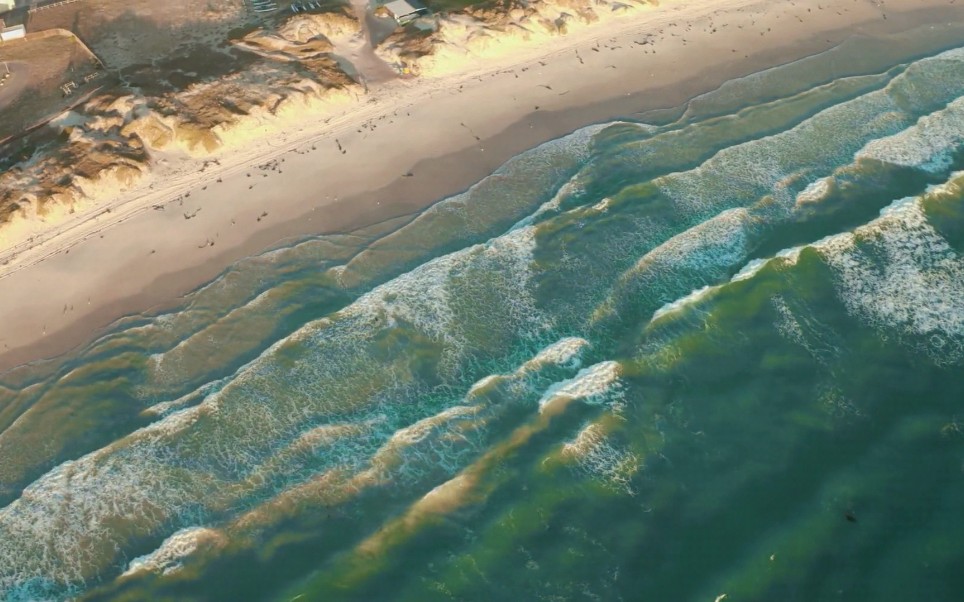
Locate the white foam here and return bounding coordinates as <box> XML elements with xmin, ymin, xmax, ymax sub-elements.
<box><xmin>925</xmin><ymin>174</ymin><xmax>964</xmax><ymax>197</ymax></box>
<box><xmin>0</xmin><ymin>440</ymin><xmax>205</xmax><ymax>599</ymax></box>
<box><xmin>122</xmin><ymin>527</ymin><xmax>221</xmax><ymax>577</ymax></box>
<box><xmin>139</xmin><ymin>402</ymin><xmax>209</xmax><ymax>438</ymax></box>
<box><xmin>730</xmin><ymin>258</ymin><xmax>768</xmax><ymax>283</ymax></box>
<box><xmin>771</xmin><ymin>295</ymin><xmax>842</xmax><ymax>366</ymax></box>
<box><xmin>0</xmin><ymin>221</ymin><xmax>546</xmax><ymax>595</ymax></box>
<box><xmin>341</xmin><ymin>225</ymin><xmax>549</xmax><ymax>377</ymax></box>
<box><xmin>384</xmin><ymin>406</ymin><xmax>481</xmax><ymax>447</ymax></box>
<box><xmin>466</xmin><ymin>338</ymin><xmax>591</xmax><ymax>402</ymax></box>
<box><xmin>287</xmin><ymin>420</ymin><xmax>381</xmax><ymax>455</ymax></box>
<box><xmin>466</xmin><ymin>374</ymin><xmax>502</xmax><ymax>396</ymax></box>
<box><xmin>772</xmin><ymin>296</ymin><xmax>807</xmax><ymax>348</ymax></box>
<box><xmin>658</xmin><ymin>46</ymin><xmax>964</xmax><ymax>219</ymax></box>
<box><xmin>522</xmin><ymin>337</ymin><xmax>590</xmax><ymax>372</ymax></box>
<box><xmin>651</xmin><ymin>285</ymin><xmax>714</xmax><ymax>322</ymax></box>
<box><xmin>818</xmin><ymin>190</ymin><xmax>964</xmax><ymax>364</ymax></box>
<box><xmin>538</xmin><ymin>361</ymin><xmax>622</xmax><ymax>412</ymax></box>
<box><xmin>795</xmin><ymin>177</ymin><xmax>833</xmax><ymax>207</ymax></box>
<box><xmin>510</xmin><ymin>178</ymin><xmax>582</xmax><ymax>231</ymax></box>
<box><xmin>646</xmin><ymin>208</ymin><xmax>752</xmax><ymax>315</ymax></box>
<box><xmin>776</xmin><ymin>243</ymin><xmax>807</xmax><ymax>264</ymax></box>
<box><xmin>142</xmin><ymin>376</ymin><xmax>228</xmax><ymax>418</ymax></box>
<box><xmin>731</xmin><ymin>241</ymin><xmax>811</xmax><ymax>283</ymax></box>
<box><xmin>657</xmin><ymin>208</ymin><xmax>751</xmax><ymax>272</ymax></box>
<box><xmin>562</xmin><ymin>422</ymin><xmax>607</xmax><ymax>458</ymax></box>
<box><xmin>592</xmin><ymin>197</ymin><xmax>612</xmax><ymax>213</ymax></box>
<box><xmin>562</xmin><ymin>423</ymin><xmax>639</xmax><ymax>494</ymax></box>
<box><xmin>856</xmin><ymin>96</ymin><xmax>964</xmax><ymax>173</ymax></box>
<box><xmin>591</xmin><ymin>207</ymin><xmax>752</xmax><ymax>327</ymax></box>
<box><xmin>471</xmin><ymin>121</ymin><xmax>606</xmax><ymax>232</ymax></box>
<box><xmin>366</xmin><ymin>405</ymin><xmax>487</xmax><ymax>482</ymax></box>
<box><xmin>655</xmin><ymin>225</ymin><xmax>842</xmax><ymax>316</ymax></box>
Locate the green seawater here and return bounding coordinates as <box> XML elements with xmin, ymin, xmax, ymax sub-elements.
<box><xmin>2</xmin><ymin>34</ymin><xmax>964</xmax><ymax>602</ymax></box>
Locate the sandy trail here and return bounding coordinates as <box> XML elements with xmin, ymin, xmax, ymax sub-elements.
<box><xmin>345</xmin><ymin>0</ymin><xmax>398</xmax><ymax>85</ymax></box>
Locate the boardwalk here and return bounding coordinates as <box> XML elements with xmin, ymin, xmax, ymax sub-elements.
<box><xmin>28</xmin><ymin>0</ymin><xmax>86</xmax><ymax>14</ymax></box>
<box><xmin>247</xmin><ymin>0</ymin><xmax>278</xmax><ymax>13</ymax></box>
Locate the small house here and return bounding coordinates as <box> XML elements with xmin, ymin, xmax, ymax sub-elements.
<box><xmin>383</xmin><ymin>0</ymin><xmax>428</xmax><ymax>26</ymax></box>
<box><xmin>0</xmin><ymin>24</ymin><xmax>25</xmax><ymax>42</ymax></box>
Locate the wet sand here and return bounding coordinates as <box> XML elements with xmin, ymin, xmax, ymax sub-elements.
<box><xmin>1</xmin><ymin>0</ymin><xmax>962</xmax><ymax>372</ymax></box>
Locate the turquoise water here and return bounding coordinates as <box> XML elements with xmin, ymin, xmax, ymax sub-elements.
<box><xmin>2</xmin><ymin>37</ymin><xmax>964</xmax><ymax>601</ymax></box>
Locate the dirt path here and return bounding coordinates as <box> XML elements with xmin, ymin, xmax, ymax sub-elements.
<box><xmin>344</xmin><ymin>0</ymin><xmax>397</xmax><ymax>85</ymax></box>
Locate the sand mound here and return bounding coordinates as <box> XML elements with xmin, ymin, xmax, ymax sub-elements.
<box><xmin>118</xmin><ymin>8</ymin><xmax>361</xmax><ymax>157</ymax></box>
<box><xmin>277</xmin><ymin>10</ymin><xmax>360</xmax><ymax>44</ymax></box>
<box><xmin>236</xmin><ymin>10</ymin><xmax>361</xmax><ymax>62</ymax></box>
<box><xmin>376</xmin><ymin>0</ymin><xmax>655</xmax><ymax>76</ymax></box>
<box><xmin>0</xmin><ymin>116</ymin><xmax>149</xmax><ymax>242</ymax></box>
<box><xmin>0</xmin><ymin>7</ymin><xmax>362</xmax><ymax>243</ymax></box>
<box><xmin>119</xmin><ymin>57</ymin><xmax>358</xmax><ymax>157</ymax></box>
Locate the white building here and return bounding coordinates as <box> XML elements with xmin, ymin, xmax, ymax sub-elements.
<box><xmin>0</xmin><ymin>24</ymin><xmax>24</xmax><ymax>42</ymax></box>
<box><xmin>383</xmin><ymin>0</ymin><xmax>428</xmax><ymax>25</ymax></box>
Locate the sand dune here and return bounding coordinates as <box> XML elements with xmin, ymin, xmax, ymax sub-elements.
<box><xmin>376</xmin><ymin>0</ymin><xmax>658</xmax><ymax>76</ymax></box>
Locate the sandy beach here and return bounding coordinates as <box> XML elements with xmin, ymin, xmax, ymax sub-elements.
<box><xmin>1</xmin><ymin>0</ymin><xmax>962</xmax><ymax>372</ymax></box>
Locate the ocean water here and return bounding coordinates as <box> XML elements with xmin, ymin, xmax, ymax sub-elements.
<box><xmin>2</xmin><ymin>37</ymin><xmax>964</xmax><ymax>602</ymax></box>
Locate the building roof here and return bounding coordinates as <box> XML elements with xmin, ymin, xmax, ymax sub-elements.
<box><xmin>384</xmin><ymin>0</ymin><xmax>428</xmax><ymax>19</ymax></box>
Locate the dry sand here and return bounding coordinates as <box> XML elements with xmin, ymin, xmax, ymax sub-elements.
<box><xmin>1</xmin><ymin>0</ymin><xmax>962</xmax><ymax>372</ymax></box>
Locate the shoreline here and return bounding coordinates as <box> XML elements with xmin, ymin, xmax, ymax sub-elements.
<box><xmin>1</xmin><ymin>0</ymin><xmax>963</xmax><ymax>374</ymax></box>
